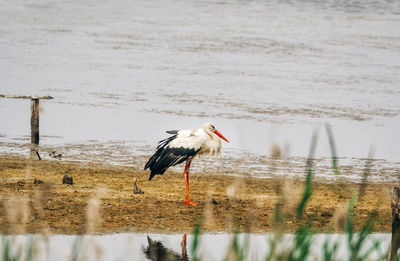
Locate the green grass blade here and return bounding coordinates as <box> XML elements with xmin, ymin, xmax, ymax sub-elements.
<box><xmin>359</xmin><ymin>147</ymin><xmax>374</xmax><ymax>197</ymax></box>
<box><xmin>25</xmin><ymin>236</ymin><xmax>34</xmax><ymax>261</ymax></box>
<box><xmin>191</xmin><ymin>223</ymin><xmax>201</xmax><ymax>261</ymax></box>
<box><xmin>296</xmin><ymin>128</ymin><xmax>318</xmax><ymax>219</ymax></box>
<box><xmin>325</xmin><ymin>123</ymin><xmax>339</xmax><ymax>175</ymax></box>
<box><xmin>322</xmin><ymin>238</ymin><xmax>339</xmax><ymax>261</ymax></box>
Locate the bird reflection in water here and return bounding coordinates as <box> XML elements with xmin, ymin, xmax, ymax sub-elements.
<box><xmin>143</xmin><ymin>234</ymin><xmax>188</xmax><ymax>261</ymax></box>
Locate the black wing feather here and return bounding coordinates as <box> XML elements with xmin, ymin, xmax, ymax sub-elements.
<box><xmin>144</xmin><ymin>134</ymin><xmax>176</xmax><ymax>170</ymax></box>
<box><xmin>144</xmin><ymin>134</ymin><xmax>200</xmax><ymax>181</ymax></box>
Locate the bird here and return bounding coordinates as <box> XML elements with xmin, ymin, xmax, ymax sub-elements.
<box><xmin>49</xmin><ymin>151</ymin><xmax>62</xmax><ymax>159</ymax></box>
<box><xmin>144</xmin><ymin>122</ymin><xmax>229</xmax><ymax>206</ymax></box>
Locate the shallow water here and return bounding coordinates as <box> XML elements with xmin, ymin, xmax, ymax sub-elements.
<box><xmin>0</xmin><ymin>232</ymin><xmax>392</xmax><ymax>261</ymax></box>
<box><xmin>0</xmin><ymin>0</ymin><xmax>399</xmax><ymax>181</ymax></box>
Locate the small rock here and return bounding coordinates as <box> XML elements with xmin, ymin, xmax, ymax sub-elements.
<box><xmin>63</xmin><ymin>174</ymin><xmax>73</xmax><ymax>185</ymax></box>
<box><xmin>33</xmin><ymin>178</ymin><xmax>44</xmax><ymax>185</ymax></box>
<box><xmin>211</xmin><ymin>198</ymin><xmax>218</xmax><ymax>205</ymax></box>
<box><xmin>320</xmin><ymin>211</ymin><xmax>333</xmax><ymax>218</ymax></box>
<box><xmin>133</xmin><ymin>178</ymin><xmax>144</xmax><ymax>194</ymax></box>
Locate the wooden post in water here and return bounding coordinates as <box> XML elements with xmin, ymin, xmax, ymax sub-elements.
<box><xmin>391</xmin><ymin>187</ymin><xmax>400</xmax><ymax>261</ymax></box>
<box><xmin>0</xmin><ymin>94</ymin><xmax>53</xmax><ymax>159</ymax></box>
<box><xmin>30</xmin><ymin>98</ymin><xmax>40</xmax><ymax>155</ymax></box>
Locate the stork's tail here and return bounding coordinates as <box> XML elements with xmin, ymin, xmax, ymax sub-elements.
<box><xmin>145</xmin><ymin>134</ymin><xmax>178</xmax><ymax>180</ymax></box>
<box><xmin>144</xmin><ymin>150</ymin><xmax>163</xmax><ymax>181</ymax></box>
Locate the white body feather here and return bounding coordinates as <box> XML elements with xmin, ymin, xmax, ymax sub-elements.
<box><xmin>168</xmin><ymin>127</ymin><xmax>222</xmax><ymax>158</ymax></box>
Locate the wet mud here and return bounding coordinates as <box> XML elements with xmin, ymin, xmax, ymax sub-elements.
<box><xmin>0</xmin><ymin>156</ymin><xmax>392</xmax><ymax>234</ymax></box>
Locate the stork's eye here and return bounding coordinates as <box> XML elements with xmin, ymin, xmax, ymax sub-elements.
<box><xmin>211</xmin><ymin>124</ymin><xmax>215</xmax><ymax>129</ymax></box>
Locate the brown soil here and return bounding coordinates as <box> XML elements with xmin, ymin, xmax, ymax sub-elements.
<box><xmin>0</xmin><ymin>155</ymin><xmax>393</xmax><ymax>234</ymax></box>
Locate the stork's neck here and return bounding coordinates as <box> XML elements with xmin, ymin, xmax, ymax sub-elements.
<box><xmin>200</xmin><ymin>127</ymin><xmax>222</xmax><ymax>157</ymax></box>
<box><xmin>203</xmin><ymin>128</ymin><xmax>218</xmax><ymax>140</ymax></box>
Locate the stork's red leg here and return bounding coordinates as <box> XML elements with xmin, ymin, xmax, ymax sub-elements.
<box><xmin>183</xmin><ymin>161</ymin><xmax>189</xmax><ymax>177</ymax></box>
<box><xmin>183</xmin><ymin>161</ymin><xmax>197</xmax><ymax>206</ymax></box>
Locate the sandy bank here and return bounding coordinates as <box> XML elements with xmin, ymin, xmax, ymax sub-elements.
<box><xmin>0</xmin><ymin>156</ymin><xmax>392</xmax><ymax>234</ymax></box>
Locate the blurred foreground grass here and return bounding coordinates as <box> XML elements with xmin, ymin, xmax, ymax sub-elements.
<box><xmin>189</xmin><ymin>126</ymin><xmax>397</xmax><ymax>261</ymax></box>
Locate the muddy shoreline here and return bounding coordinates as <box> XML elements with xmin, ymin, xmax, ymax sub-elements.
<box><xmin>0</xmin><ymin>155</ymin><xmax>393</xmax><ymax>234</ymax></box>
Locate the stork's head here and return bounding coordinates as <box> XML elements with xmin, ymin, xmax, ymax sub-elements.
<box><xmin>203</xmin><ymin>122</ymin><xmax>229</xmax><ymax>143</ymax></box>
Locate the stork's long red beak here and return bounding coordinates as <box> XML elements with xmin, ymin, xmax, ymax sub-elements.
<box><xmin>214</xmin><ymin>130</ymin><xmax>229</xmax><ymax>143</ymax></box>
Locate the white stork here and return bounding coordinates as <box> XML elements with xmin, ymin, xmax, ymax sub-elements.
<box><xmin>144</xmin><ymin>122</ymin><xmax>229</xmax><ymax>206</ymax></box>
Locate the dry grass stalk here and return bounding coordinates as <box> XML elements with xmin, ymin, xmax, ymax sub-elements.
<box><xmin>333</xmin><ymin>204</ymin><xmax>348</xmax><ymax>232</ymax></box>
<box><xmin>282</xmin><ymin>179</ymin><xmax>304</xmax><ymax>212</ymax></box>
<box><xmin>33</xmin><ymin>183</ymin><xmax>53</xmax><ymax>234</ymax></box>
<box><xmin>226</xmin><ymin>179</ymin><xmax>245</xmax><ymax>198</ymax></box>
<box><xmin>3</xmin><ymin>196</ymin><xmax>31</xmax><ymax>233</ymax></box>
<box><xmin>86</xmin><ymin>187</ymin><xmax>108</xmax><ymax>234</ymax></box>
<box><xmin>203</xmin><ymin>190</ymin><xmax>216</xmax><ymax>230</ymax></box>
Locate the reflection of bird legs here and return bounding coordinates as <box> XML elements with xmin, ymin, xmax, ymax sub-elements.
<box><xmin>181</xmin><ymin>234</ymin><xmax>187</xmax><ymax>259</ymax></box>
<box><xmin>183</xmin><ymin>160</ymin><xmax>197</xmax><ymax>206</ymax></box>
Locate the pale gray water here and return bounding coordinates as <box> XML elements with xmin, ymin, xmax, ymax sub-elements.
<box><xmin>0</xmin><ymin>233</ymin><xmax>392</xmax><ymax>261</ymax></box>
<box><xmin>0</xmin><ymin>0</ymin><xmax>399</xmax><ymax>181</ymax></box>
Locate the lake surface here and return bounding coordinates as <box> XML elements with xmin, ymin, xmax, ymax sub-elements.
<box><xmin>0</xmin><ymin>232</ymin><xmax>393</xmax><ymax>261</ymax></box>
<box><xmin>0</xmin><ymin>0</ymin><xmax>399</xmax><ymax>182</ymax></box>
